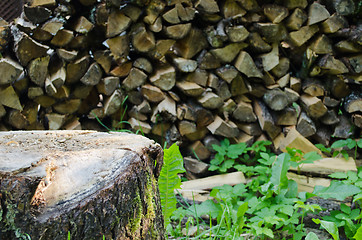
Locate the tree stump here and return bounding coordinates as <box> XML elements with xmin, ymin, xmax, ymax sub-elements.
<box><xmin>0</xmin><ymin>130</ymin><xmax>165</xmax><ymax>240</ymax></box>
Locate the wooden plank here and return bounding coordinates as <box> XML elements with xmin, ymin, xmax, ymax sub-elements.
<box><xmin>287</xmin><ymin>172</ymin><xmax>330</xmax><ymax>193</ymax></box>
<box><xmin>291</xmin><ymin>157</ymin><xmax>357</xmax><ymax>175</ymax></box>
<box><xmin>180</xmin><ymin>172</ymin><xmax>246</xmax><ymax>191</ymax></box>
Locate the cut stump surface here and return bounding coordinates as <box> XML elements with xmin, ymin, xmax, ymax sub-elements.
<box><xmin>0</xmin><ymin>130</ymin><xmax>164</xmax><ymax>240</ymax></box>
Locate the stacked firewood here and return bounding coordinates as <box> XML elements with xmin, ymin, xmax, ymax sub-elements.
<box><xmin>0</xmin><ymin>0</ymin><xmax>360</xmax><ymax>162</ymax></box>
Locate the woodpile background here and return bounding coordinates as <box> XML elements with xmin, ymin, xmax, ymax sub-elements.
<box><xmin>0</xmin><ymin>0</ymin><xmax>361</xmax><ymax>165</ymax></box>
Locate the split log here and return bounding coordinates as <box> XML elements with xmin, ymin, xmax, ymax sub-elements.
<box><xmin>210</xmin><ymin>43</ymin><xmax>247</xmax><ymax>63</ymax></box>
<box><xmin>320</xmin><ymin>110</ymin><xmax>340</xmax><ymax>125</ymax></box>
<box><xmin>286</xmin><ymin>8</ymin><xmax>307</xmax><ymax>31</ymax></box>
<box><xmin>164</xmin><ymin>23</ymin><xmax>192</xmax><ymax>40</ymax></box>
<box><xmin>151</xmin><ymin>96</ymin><xmax>177</xmax><ymax>123</ymax></box>
<box><xmin>49</xmin><ymin>66</ymin><xmax>66</xmax><ymax>89</ymax></box>
<box><xmin>106</xmin><ymin>10</ymin><xmax>131</xmax><ymax>38</ymax></box>
<box><xmin>198</xmin><ymin>50</ymin><xmax>221</xmax><ymax>69</ymax></box>
<box><xmin>289</xmin><ymin>25</ymin><xmax>319</xmax><ymax>47</ymax></box>
<box><xmin>318</xmin><ymin>55</ymin><xmax>349</xmax><ymax>75</ymax></box>
<box><xmin>236</xmin><ymin>122</ymin><xmax>262</xmax><ymax>136</ymax></box>
<box><xmin>297</xmin><ymin>112</ymin><xmax>316</xmax><ymax>137</ymax></box>
<box><xmin>234</xmin><ymin>51</ymin><xmax>263</xmax><ymax>78</ymax></box>
<box><xmin>302</xmin><ymin>78</ymin><xmax>325</xmax><ymax>97</ymax></box>
<box><xmin>278</xmin><ymin>127</ymin><xmax>323</xmax><ymax>155</ymax></box>
<box><xmin>50</xmin><ymin>29</ymin><xmax>74</xmax><ymax>47</ymax></box>
<box><xmin>27</xmin><ymin>56</ymin><xmax>50</xmax><ymax>87</ymax></box>
<box><xmin>111</xmin><ymin>62</ymin><xmax>132</xmax><ymax>78</ymax></box>
<box><xmin>189</xmin><ymin>141</ymin><xmax>211</xmax><ymax>161</ymax></box>
<box><xmin>134</xmin><ymin>58</ymin><xmax>153</xmax><ymax>74</ymax></box>
<box><xmin>0</xmin><ymin>57</ymin><xmax>24</xmax><ymax>85</ymax></box>
<box><xmin>45</xmin><ymin>113</ymin><xmax>66</xmax><ymax>130</ymax></box>
<box><xmin>80</xmin><ymin>62</ymin><xmax>103</xmax><ymax>86</ymax></box>
<box><xmin>352</xmin><ymin>114</ymin><xmax>362</xmax><ymax>128</ymax></box>
<box><xmin>344</xmin><ymin>91</ymin><xmax>362</xmax><ymax>113</ymax></box>
<box><xmin>198</xmin><ymin>91</ymin><xmax>223</xmax><ymax>109</ymax></box>
<box><xmin>232</xmin><ymin>100</ymin><xmax>257</xmax><ymax>123</ymax></box>
<box><xmin>320</xmin><ymin>13</ymin><xmax>346</xmax><ymax>34</ymax></box>
<box><xmin>149</xmin><ymin>65</ymin><xmax>176</xmax><ymax>91</ymax></box>
<box><xmin>66</xmin><ymin>56</ymin><xmax>90</xmax><ymax>84</ymax></box>
<box><xmin>176</xmin><ymin>81</ymin><xmax>204</xmax><ymax>97</ymax></box>
<box><xmin>128</xmin><ymin>117</ymin><xmax>152</xmax><ymax>134</ymax></box>
<box><xmin>13</xmin><ymin>31</ymin><xmax>50</xmax><ymax>66</ymax></box>
<box><xmin>184</xmin><ymin>157</ymin><xmax>209</xmax><ymax>176</ymax></box>
<box><xmin>254</xmin><ymin>100</ymin><xmax>281</xmax><ymax>139</ymax></box>
<box><xmin>207</xmin><ymin>116</ymin><xmax>239</xmax><ymax>138</ymax></box>
<box><xmin>273</xmin><ymin>106</ymin><xmax>298</xmax><ymax>126</ymax></box>
<box><xmin>307</xmin><ymin>2</ymin><xmax>330</xmax><ymax>25</ymax></box>
<box><xmin>103</xmin><ymin>90</ymin><xmax>123</xmax><ymax>116</ymax></box>
<box><xmin>247</xmin><ymin>32</ymin><xmax>272</xmax><ymax>53</ymax></box>
<box><xmin>263</xmin><ymin>88</ymin><xmax>290</xmax><ymax>111</ymax></box>
<box><xmin>0</xmin><ymin>85</ymin><xmax>23</xmax><ymax>110</ymax></box>
<box><xmin>94</xmin><ymin>50</ymin><xmax>112</xmax><ymax>74</ymax></box>
<box><xmin>173</xmin><ymin>28</ymin><xmax>208</xmax><ymax>59</ymax></box>
<box><xmin>184</xmin><ymin>69</ymin><xmax>208</xmax><ymax>86</ymax></box>
<box><xmin>123</xmin><ymin>68</ymin><xmax>148</xmax><ymax>91</ymax></box>
<box><xmin>97</xmin><ymin>77</ymin><xmax>120</xmax><ymax>96</ymax></box>
<box><xmin>172</xmin><ymin>57</ymin><xmax>197</xmax><ymax>72</ymax></box>
<box><xmin>300</xmin><ymin>94</ymin><xmax>327</xmax><ymax>119</ymax></box>
<box><xmin>132</xmin><ymin>24</ymin><xmax>156</xmax><ymax>53</ymax></box>
<box><xmin>333</xmin><ymin>115</ymin><xmax>354</xmax><ymax>139</ymax></box>
<box><xmin>53</xmin><ymin>99</ymin><xmax>81</xmax><ymax>114</ymax></box>
<box><xmin>6</xmin><ymin>109</ymin><xmax>29</xmax><ymax>129</ymax></box>
<box><xmin>0</xmin><ymin>131</ymin><xmax>164</xmax><ymax>240</ymax></box>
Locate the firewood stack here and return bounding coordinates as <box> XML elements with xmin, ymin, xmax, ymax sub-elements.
<box><xmin>0</xmin><ymin>0</ymin><xmax>361</xmax><ymax>159</ymax></box>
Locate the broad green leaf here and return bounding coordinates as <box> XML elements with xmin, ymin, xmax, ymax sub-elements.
<box><xmin>286</xmin><ymin>179</ymin><xmax>298</xmax><ymax>198</ymax></box>
<box><xmin>312</xmin><ymin>181</ymin><xmax>361</xmax><ymax>201</ymax></box>
<box><xmin>303</xmin><ymin>151</ymin><xmax>322</xmax><ymax>163</ymax></box>
<box><xmin>331</xmin><ymin>140</ymin><xmax>348</xmax><ymax>149</ymax></box>
<box><xmin>210</xmin><ymin>153</ymin><xmax>224</xmax><ymax>165</ymax></box>
<box><xmin>270</xmin><ymin>153</ymin><xmax>291</xmax><ymax>191</ymax></box>
<box><xmin>258</xmin><ymin>153</ymin><xmax>275</xmax><ymax>166</ymax></box>
<box><xmin>193</xmin><ymin>199</ymin><xmax>221</xmax><ymax>219</ymax></box>
<box><xmin>315</xmin><ymin>144</ymin><xmax>331</xmax><ymax>154</ymax></box>
<box><xmin>212</xmin><ymin>144</ymin><xmax>226</xmax><ymax>155</ymax></box>
<box><xmin>306</xmin><ymin>232</ymin><xmax>320</xmax><ymax>240</ymax></box>
<box><xmin>158</xmin><ymin>143</ymin><xmax>185</xmax><ymax>226</ymax></box>
<box><xmin>353</xmin><ymin>193</ymin><xmax>362</xmax><ymax>202</ymax></box>
<box><xmin>340</xmin><ymin>203</ymin><xmax>351</xmax><ymax>214</ymax></box>
<box><xmin>279</xmin><ymin>205</ymin><xmax>294</xmax><ymax>216</ymax></box>
<box><xmin>261</xmin><ymin>227</ymin><xmax>274</xmax><ymax>238</ymax></box>
<box><xmin>298</xmin><ymin>192</ymin><xmax>316</xmax><ymax>202</ymax></box>
<box><xmin>313</xmin><ymin>219</ymin><xmax>339</xmax><ymax>240</ymax></box>
<box><xmin>347</xmin><ymin>171</ymin><xmax>358</xmax><ymax>182</ymax></box>
<box><xmin>208</xmin><ymin>165</ymin><xmax>219</xmax><ymax>171</ymax></box>
<box><xmin>329</xmin><ymin>172</ymin><xmax>348</xmax><ymax>179</ymax></box>
<box><xmin>233</xmin><ymin>183</ymin><xmax>247</xmax><ymax>196</ymax></box>
<box><xmin>350</xmin><ymin>209</ymin><xmax>361</xmax><ymax>219</ymax></box>
<box><xmin>227</xmin><ymin>142</ymin><xmax>247</xmax><ymax>159</ymax></box>
<box><xmin>353</xmin><ymin>225</ymin><xmax>362</xmax><ymax>239</ymax></box>
<box><xmin>346</xmin><ymin>138</ymin><xmax>356</xmax><ymax>149</ymax></box>
<box><xmin>237</xmin><ymin>202</ymin><xmax>248</xmax><ymax>219</ymax></box>
<box><xmin>221</xmin><ymin>138</ymin><xmax>230</xmax><ymax>148</ymax></box>
<box><xmin>220</xmin><ymin>159</ymin><xmax>234</xmax><ymax>172</ymax></box>
<box><xmin>357</xmin><ymin>139</ymin><xmax>362</xmax><ymax>148</ymax></box>
<box><xmin>341</xmin><ymin>150</ymin><xmax>349</xmax><ymax>161</ymax></box>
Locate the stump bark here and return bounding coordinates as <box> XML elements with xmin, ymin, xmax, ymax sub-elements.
<box><xmin>0</xmin><ymin>130</ymin><xmax>165</xmax><ymax>240</ymax></box>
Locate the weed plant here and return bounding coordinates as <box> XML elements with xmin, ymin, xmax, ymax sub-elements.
<box><xmin>159</xmin><ymin>139</ymin><xmax>362</xmax><ymax>240</ymax></box>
